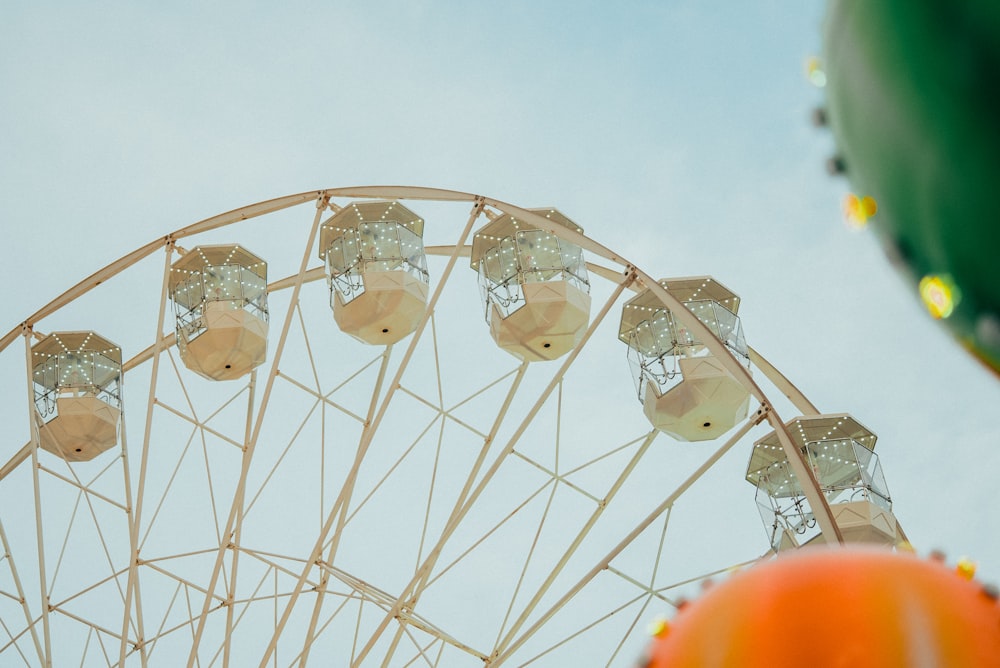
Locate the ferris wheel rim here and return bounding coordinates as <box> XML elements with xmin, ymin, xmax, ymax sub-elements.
<box><xmin>1</xmin><ymin>185</ymin><xmax>853</xmax><ymax>666</ymax></box>
<box><xmin>3</xmin><ymin>186</ymin><xmax>761</xmax><ymax>409</ymax></box>
<box><xmin>1</xmin><ymin>183</ymin><xmax>842</xmax><ymax>550</ymax></box>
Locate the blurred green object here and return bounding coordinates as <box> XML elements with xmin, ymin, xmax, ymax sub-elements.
<box><xmin>823</xmin><ymin>1</ymin><xmax>1000</xmax><ymax>374</ymax></box>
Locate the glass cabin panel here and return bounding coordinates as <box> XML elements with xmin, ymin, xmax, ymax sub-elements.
<box><xmin>628</xmin><ymin>327</ymin><xmax>680</xmax><ymax>400</ymax></box>
<box><xmin>173</xmin><ymin>273</ymin><xmax>205</xmax><ymax>311</ymax></box>
<box><xmin>561</xmin><ymin>242</ymin><xmax>588</xmax><ymax>290</ymax></box>
<box><xmin>671</xmin><ymin>313</ymin><xmax>700</xmax><ymax>352</ymax></box>
<box><xmin>708</xmin><ymin>301</ymin><xmax>748</xmax><ymax>357</ymax></box>
<box><xmin>33</xmin><ymin>359</ymin><xmax>59</xmax><ymax>416</ymax></box>
<box><xmin>516</xmin><ymin>229</ymin><xmax>563</xmax><ymax>282</ymax></box>
<box><xmin>626</xmin><ymin>336</ymin><xmax>647</xmax><ymax>401</ymax></box>
<box><xmin>807</xmin><ymin>439</ymin><xmax>858</xmax><ymax>486</ymax></box>
<box><xmin>852</xmin><ymin>442</ymin><xmax>892</xmax><ymax>509</ymax></box>
<box><xmin>675</xmin><ymin>300</ymin><xmax>748</xmax><ymax>359</ymax></box>
<box><xmin>755</xmin><ymin>483</ymin><xmax>816</xmax><ymax>549</ymax></box>
<box><xmin>650</xmin><ymin>310</ymin><xmax>679</xmax><ymax>356</ymax></box>
<box><xmin>57</xmin><ymin>352</ymin><xmax>95</xmax><ymax>390</ymax></box>
<box><xmin>759</xmin><ymin>460</ymin><xmax>801</xmax><ymax>498</ymax></box>
<box><xmin>93</xmin><ymin>352</ymin><xmax>119</xmax><ymax>388</ymax></box>
<box><xmin>478</xmin><ymin>251</ymin><xmax>498</xmax><ymax>319</ymax></box>
<box><xmin>397</xmin><ymin>225</ymin><xmax>429</xmax><ymax>282</ymax></box>
<box><xmin>626</xmin><ymin>311</ymin><xmax>689</xmax><ymax>399</ymax></box>
<box><xmin>631</xmin><ymin>319</ymin><xmax>656</xmax><ymax>358</ymax></box>
<box><xmin>241</xmin><ymin>266</ymin><xmax>268</xmax><ymax>318</ymax></box>
<box><xmin>327</xmin><ymin>233</ymin><xmax>364</xmax><ymax>303</ymax></box>
<box><xmin>689</xmin><ymin>300</ymin><xmax>721</xmax><ymax>340</ymax></box>
<box><xmin>201</xmin><ymin>265</ymin><xmax>243</xmax><ymax>302</ymax></box>
<box><xmin>93</xmin><ymin>356</ymin><xmax>122</xmax><ymax>406</ymax></box>
<box><xmin>628</xmin><ymin>311</ymin><xmax>679</xmax><ymax>359</ymax></box>
<box><xmin>497</xmin><ymin>237</ymin><xmax>519</xmax><ymax>284</ymax></box>
<box><xmin>35</xmin><ymin>358</ymin><xmax>58</xmax><ymax>391</ymax></box>
<box><xmin>758</xmin><ymin>474</ymin><xmax>815</xmax><ymax>539</ymax></box>
<box><xmin>326</xmin><ymin>234</ymin><xmax>352</xmax><ymax>275</ymax></box>
<box><xmin>482</xmin><ymin>247</ymin><xmax>504</xmax><ymax>285</ymax></box>
<box><xmin>479</xmin><ymin>238</ymin><xmax>525</xmax><ymax>320</ymax></box>
<box><xmin>358</xmin><ymin>221</ymin><xmax>400</xmax><ymax>272</ymax></box>
<box><xmin>756</xmin><ymin>485</ymin><xmax>785</xmax><ymax>550</ymax></box>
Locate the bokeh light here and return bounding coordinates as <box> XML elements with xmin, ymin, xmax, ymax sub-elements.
<box><xmin>806</xmin><ymin>56</ymin><xmax>827</xmax><ymax>87</ymax></box>
<box><xmin>919</xmin><ymin>274</ymin><xmax>959</xmax><ymax>319</ymax></box>
<box><xmin>956</xmin><ymin>557</ymin><xmax>978</xmax><ymax>581</ymax></box>
<box><xmin>843</xmin><ymin>193</ymin><xmax>877</xmax><ymax>228</ymax></box>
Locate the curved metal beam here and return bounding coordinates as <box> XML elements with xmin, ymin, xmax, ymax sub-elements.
<box><xmin>4</xmin><ymin>183</ymin><xmax>838</xmax><ymax>539</ymax></box>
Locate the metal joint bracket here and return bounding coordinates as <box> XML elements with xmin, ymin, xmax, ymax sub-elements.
<box><xmin>753</xmin><ymin>404</ymin><xmax>771</xmax><ymax>424</ymax></box>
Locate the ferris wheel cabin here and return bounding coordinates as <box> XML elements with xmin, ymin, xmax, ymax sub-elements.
<box><xmin>470</xmin><ymin>209</ymin><xmax>591</xmax><ymax>362</ymax></box>
<box><xmin>169</xmin><ymin>244</ymin><xmax>269</xmax><ymax>381</ymax></box>
<box><xmin>318</xmin><ymin>201</ymin><xmax>430</xmax><ymax>345</ymax></box>
<box><xmin>746</xmin><ymin>414</ymin><xmax>899</xmax><ymax>551</ymax></box>
<box><xmin>618</xmin><ymin>276</ymin><xmax>751</xmax><ymax>441</ymax></box>
<box><xmin>31</xmin><ymin>331</ymin><xmax>122</xmax><ymax>462</ymax></box>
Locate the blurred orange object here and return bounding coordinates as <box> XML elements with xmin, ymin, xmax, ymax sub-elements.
<box><xmin>643</xmin><ymin>548</ymin><xmax>1000</xmax><ymax>667</ymax></box>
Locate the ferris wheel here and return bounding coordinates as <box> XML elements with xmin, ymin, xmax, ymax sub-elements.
<box><xmin>0</xmin><ymin>187</ymin><xmax>904</xmax><ymax>667</ymax></box>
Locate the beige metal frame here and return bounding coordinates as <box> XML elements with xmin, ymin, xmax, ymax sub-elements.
<box><xmin>0</xmin><ymin>186</ymin><xmax>852</xmax><ymax>667</ymax></box>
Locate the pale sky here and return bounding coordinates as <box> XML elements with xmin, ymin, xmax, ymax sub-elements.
<box><xmin>2</xmin><ymin>1</ymin><xmax>999</xmax><ymax>665</ymax></box>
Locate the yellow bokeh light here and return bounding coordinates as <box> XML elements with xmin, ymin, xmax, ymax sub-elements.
<box><xmin>919</xmin><ymin>274</ymin><xmax>958</xmax><ymax>319</ymax></box>
<box><xmin>647</xmin><ymin>616</ymin><xmax>670</xmax><ymax>638</ymax></box>
<box><xmin>806</xmin><ymin>56</ymin><xmax>827</xmax><ymax>87</ymax></box>
<box><xmin>860</xmin><ymin>196</ymin><xmax>877</xmax><ymax>218</ymax></box>
<box><xmin>956</xmin><ymin>557</ymin><xmax>977</xmax><ymax>581</ymax></box>
<box><xmin>843</xmin><ymin>193</ymin><xmax>878</xmax><ymax>229</ymax></box>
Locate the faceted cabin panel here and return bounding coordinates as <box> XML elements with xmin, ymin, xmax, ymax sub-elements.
<box><xmin>472</xmin><ymin>208</ymin><xmax>591</xmax><ymax>362</ymax></box>
<box><xmin>782</xmin><ymin>501</ymin><xmax>899</xmax><ymax>550</ymax></box>
<box><xmin>39</xmin><ymin>395</ymin><xmax>121</xmax><ymax>462</ymax></box>
<box><xmin>642</xmin><ymin>356</ymin><xmax>751</xmax><ymax>442</ymax></box>
<box><xmin>169</xmin><ymin>245</ymin><xmax>269</xmax><ymax>381</ymax></box>
<box><xmin>178</xmin><ymin>301</ymin><xmax>268</xmax><ymax>381</ymax></box>
<box><xmin>334</xmin><ymin>270</ymin><xmax>430</xmax><ymax>345</ymax></box>
<box><xmin>489</xmin><ymin>281</ymin><xmax>591</xmax><ymax>362</ymax></box>
<box><xmin>31</xmin><ymin>331</ymin><xmax>123</xmax><ymax>462</ymax></box>
<box><xmin>319</xmin><ymin>201</ymin><xmax>430</xmax><ymax>345</ymax></box>
<box><xmin>831</xmin><ymin>500</ymin><xmax>899</xmax><ymax>545</ymax></box>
